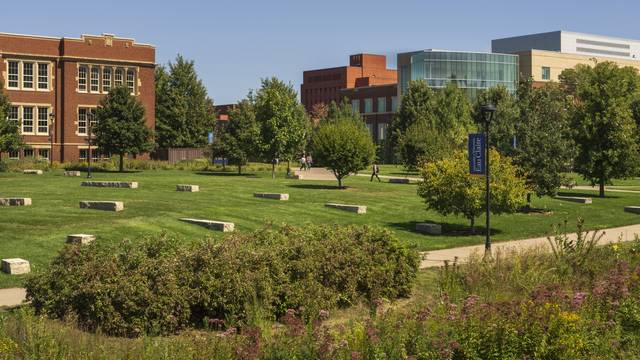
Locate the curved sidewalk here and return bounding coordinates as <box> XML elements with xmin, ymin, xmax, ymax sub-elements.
<box><xmin>420</xmin><ymin>223</ymin><xmax>640</xmax><ymax>268</ymax></box>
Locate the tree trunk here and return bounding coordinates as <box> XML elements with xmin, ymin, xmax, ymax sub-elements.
<box><xmin>238</xmin><ymin>164</ymin><xmax>242</xmax><ymax>175</ymax></box>
<box><xmin>119</xmin><ymin>153</ymin><xmax>125</xmax><ymax>172</ymax></box>
<box><xmin>525</xmin><ymin>193</ymin><xmax>532</xmax><ymax>211</ymax></box>
<box><xmin>470</xmin><ymin>217</ymin><xmax>475</xmax><ymax>234</ymax></box>
<box><xmin>599</xmin><ymin>178</ymin><xmax>605</xmax><ymax>198</ymax></box>
<box><xmin>271</xmin><ymin>162</ymin><xmax>275</xmax><ymax>179</ymax></box>
<box><xmin>287</xmin><ymin>160</ymin><xmax>291</xmax><ymax>176</ymax></box>
<box><xmin>338</xmin><ymin>177</ymin><xmax>343</xmax><ymax>189</ymax></box>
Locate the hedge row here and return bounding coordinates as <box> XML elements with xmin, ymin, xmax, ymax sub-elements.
<box><xmin>26</xmin><ymin>225</ymin><xmax>419</xmax><ymax>337</ymax></box>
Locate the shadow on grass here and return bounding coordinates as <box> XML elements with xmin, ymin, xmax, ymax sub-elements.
<box><xmin>556</xmin><ymin>191</ymin><xmax>618</xmax><ymax>199</ymax></box>
<box><xmin>287</xmin><ymin>184</ymin><xmax>344</xmax><ymax>190</ymax></box>
<box><xmin>388</xmin><ymin>221</ymin><xmax>503</xmax><ymax>237</ymax></box>
<box><xmin>71</xmin><ymin>169</ymin><xmax>142</xmax><ymax>174</ymax></box>
<box><xmin>195</xmin><ymin>171</ymin><xmax>258</xmax><ymax>177</ymax></box>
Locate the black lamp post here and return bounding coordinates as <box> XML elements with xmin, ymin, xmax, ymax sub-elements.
<box><xmin>479</xmin><ymin>104</ymin><xmax>496</xmax><ymax>256</ymax></box>
<box><xmin>87</xmin><ymin>112</ymin><xmax>94</xmax><ymax>179</ymax></box>
<box><xmin>48</xmin><ymin>112</ymin><xmax>55</xmax><ymax>166</ymax></box>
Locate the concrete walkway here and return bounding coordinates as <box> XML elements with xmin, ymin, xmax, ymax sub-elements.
<box><xmin>570</xmin><ymin>185</ymin><xmax>640</xmax><ymax>194</ymax></box>
<box><xmin>0</xmin><ymin>288</ymin><xmax>26</xmax><ymax>308</ymax></box>
<box><xmin>420</xmin><ymin>222</ymin><xmax>640</xmax><ymax>268</ymax></box>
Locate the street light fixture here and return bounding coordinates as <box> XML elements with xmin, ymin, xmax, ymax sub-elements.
<box><xmin>87</xmin><ymin>111</ymin><xmax>94</xmax><ymax>179</ymax></box>
<box><xmin>479</xmin><ymin>104</ymin><xmax>496</xmax><ymax>256</ymax></box>
<box><xmin>48</xmin><ymin>112</ymin><xmax>55</xmax><ymax>166</ymax></box>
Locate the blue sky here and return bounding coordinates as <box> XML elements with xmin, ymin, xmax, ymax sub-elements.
<box><xmin>4</xmin><ymin>0</ymin><xmax>638</xmax><ymax>104</ymax></box>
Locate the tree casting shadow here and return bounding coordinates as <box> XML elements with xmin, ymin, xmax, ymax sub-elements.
<box><xmin>195</xmin><ymin>171</ymin><xmax>258</xmax><ymax>177</ymax></box>
<box><xmin>287</xmin><ymin>184</ymin><xmax>344</xmax><ymax>190</ymax></box>
<box><xmin>388</xmin><ymin>221</ymin><xmax>503</xmax><ymax>237</ymax></box>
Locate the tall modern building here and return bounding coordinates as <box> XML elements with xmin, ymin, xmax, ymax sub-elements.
<box><xmin>492</xmin><ymin>31</ymin><xmax>640</xmax><ymax>84</ymax></box>
<box><xmin>396</xmin><ymin>50</ymin><xmax>519</xmax><ymax>99</ymax></box>
<box><xmin>0</xmin><ymin>32</ymin><xmax>155</xmax><ymax>162</ymax></box>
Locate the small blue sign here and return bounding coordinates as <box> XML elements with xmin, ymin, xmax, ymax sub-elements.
<box><xmin>468</xmin><ymin>133</ymin><xmax>485</xmax><ymax>175</ymax></box>
<box><xmin>208</xmin><ymin>131</ymin><xmax>214</xmax><ymax>144</ymax></box>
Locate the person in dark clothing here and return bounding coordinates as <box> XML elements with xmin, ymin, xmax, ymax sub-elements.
<box><xmin>370</xmin><ymin>163</ymin><xmax>381</xmax><ymax>182</ymax></box>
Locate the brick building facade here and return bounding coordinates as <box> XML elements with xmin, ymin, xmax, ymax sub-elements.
<box><xmin>0</xmin><ymin>32</ymin><xmax>155</xmax><ymax>162</ymax></box>
<box><xmin>300</xmin><ymin>54</ymin><xmax>397</xmax><ymax>142</ymax></box>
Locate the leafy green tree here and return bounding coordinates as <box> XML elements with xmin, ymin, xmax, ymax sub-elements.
<box><xmin>208</xmin><ymin>95</ymin><xmax>260</xmax><ymax>174</ymax></box>
<box><xmin>514</xmin><ymin>80</ymin><xmax>575</xmax><ymax>204</ymax></box>
<box><xmin>391</xmin><ymin>81</ymin><xmax>472</xmax><ymax>169</ymax></box>
<box><xmin>155</xmin><ymin>55</ymin><xmax>217</xmax><ymax>148</ymax></box>
<box><xmin>0</xmin><ymin>81</ymin><xmax>24</xmax><ymax>157</ymax></box>
<box><xmin>254</xmin><ymin>77</ymin><xmax>309</xmax><ymax>177</ymax></box>
<box><xmin>93</xmin><ymin>87</ymin><xmax>154</xmax><ymax>172</ymax></box>
<box><xmin>474</xmin><ymin>85</ymin><xmax>520</xmax><ymax>155</ymax></box>
<box><xmin>560</xmin><ymin>61</ymin><xmax>640</xmax><ymax>197</ymax></box>
<box><xmin>388</xmin><ymin>80</ymin><xmax>437</xmax><ymax>149</ymax></box>
<box><xmin>312</xmin><ymin>102</ymin><xmax>376</xmax><ymax>188</ymax></box>
<box><xmin>417</xmin><ymin>150</ymin><xmax>528</xmax><ymax>233</ymax></box>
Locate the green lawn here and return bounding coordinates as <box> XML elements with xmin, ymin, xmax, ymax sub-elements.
<box><xmin>2</xmin><ymin>169</ymin><xmax>640</xmax><ymax>288</ymax></box>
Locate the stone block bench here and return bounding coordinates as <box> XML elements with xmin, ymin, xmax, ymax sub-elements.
<box><xmin>179</xmin><ymin>218</ymin><xmax>234</xmax><ymax>232</ymax></box>
<box><xmin>555</xmin><ymin>196</ymin><xmax>592</xmax><ymax>204</ymax></box>
<box><xmin>325</xmin><ymin>203</ymin><xmax>367</xmax><ymax>214</ymax></box>
<box><xmin>64</xmin><ymin>171</ymin><xmax>81</xmax><ymax>177</ymax></box>
<box><xmin>624</xmin><ymin>206</ymin><xmax>640</xmax><ymax>214</ymax></box>
<box><xmin>416</xmin><ymin>222</ymin><xmax>442</xmax><ymax>235</ymax></box>
<box><xmin>176</xmin><ymin>184</ymin><xmax>199</xmax><ymax>192</ymax></box>
<box><xmin>81</xmin><ymin>181</ymin><xmax>138</xmax><ymax>189</ymax></box>
<box><xmin>79</xmin><ymin>201</ymin><xmax>124</xmax><ymax>212</ymax></box>
<box><xmin>23</xmin><ymin>169</ymin><xmax>42</xmax><ymax>175</ymax></box>
<box><xmin>67</xmin><ymin>234</ymin><xmax>96</xmax><ymax>245</ymax></box>
<box><xmin>0</xmin><ymin>198</ymin><xmax>32</xmax><ymax>206</ymax></box>
<box><xmin>254</xmin><ymin>192</ymin><xmax>289</xmax><ymax>200</ymax></box>
<box><xmin>389</xmin><ymin>178</ymin><xmax>411</xmax><ymax>184</ymax></box>
<box><xmin>1</xmin><ymin>259</ymin><xmax>30</xmax><ymax>275</ymax></box>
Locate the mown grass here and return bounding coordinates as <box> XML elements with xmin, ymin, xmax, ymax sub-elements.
<box><xmin>2</xmin><ymin>169</ymin><xmax>640</xmax><ymax>288</ymax></box>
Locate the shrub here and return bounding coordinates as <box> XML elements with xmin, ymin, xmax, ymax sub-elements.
<box><xmin>26</xmin><ymin>225</ymin><xmax>419</xmax><ymax>337</ymax></box>
<box><xmin>0</xmin><ymin>158</ymin><xmax>61</xmax><ymax>172</ymax></box>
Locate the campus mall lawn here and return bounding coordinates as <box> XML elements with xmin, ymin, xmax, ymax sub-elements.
<box><xmin>2</xmin><ymin>169</ymin><xmax>640</xmax><ymax>288</ymax></box>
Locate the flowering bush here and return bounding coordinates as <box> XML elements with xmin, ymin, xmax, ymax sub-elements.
<box><xmin>26</xmin><ymin>225</ymin><xmax>419</xmax><ymax>337</ymax></box>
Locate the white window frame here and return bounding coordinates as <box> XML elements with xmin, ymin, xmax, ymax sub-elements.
<box><xmin>377</xmin><ymin>123</ymin><xmax>387</xmax><ymax>141</ymax></box>
<box><xmin>23</xmin><ymin>148</ymin><xmax>34</xmax><ymax>158</ymax></box>
<box><xmin>7</xmin><ymin>61</ymin><xmax>19</xmax><ymax>89</ymax></box>
<box><xmin>126</xmin><ymin>69</ymin><xmax>136</xmax><ymax>94</ymax></box>
<box><xmin>77</xmin><ymin>107</ymin><xmax>97</xmax><ymax>136</ymax></box>
<box><xmin>36</xmin><ymin>107</ymin><xmax>50</xmax><ymax>135</ymax></box>
<box><xmin>37</xmin><ymin>148</ymin><xmax>50</xmax><ymax>160</ymax></box>
<box><xmin>114</xmin><ymin>68</ymin><xmax>124</xmax><ymax>87</ymax></box>
<box><xmin>37</xmin><ymin>63</ymin><xmax>49</xmax><ymax>90</ymax></box>
<box><xmin>21</xmin><ymin>106</ymin><xmax>34</xmax><ymax>134</ymax></box>
<box><xmin>90</xmin><ymin>66</ymin><xmax>100</xmax><ymax>93</ymax></box>
<box><xmin>8</xmin><ymin>150</ymin><xmax>19</xmax><ymax>159</ymax></box>
<box><xmin>22</xmin><ymin>62</ymin><xmax>34</xmax><ymax>90</ymax></box>
<box><xmin>78</xmin><ymin>65</ymin><xmax>88</xmax><ymax>92</ymax></box>
<box><xmin>102</xmin><ymin>67</ymin><xmax>112</xmax><ymax>93</ymax></box>
<box><xmin>8</xmin><ymin>106</ymin><xmax>19</xmax><ymax>126</ymax></box>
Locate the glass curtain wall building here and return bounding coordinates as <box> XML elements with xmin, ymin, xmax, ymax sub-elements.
<box><xmin>397</xmin><ymin>50</ymin><xmax>519</xmax><ymax>99</ymax></box>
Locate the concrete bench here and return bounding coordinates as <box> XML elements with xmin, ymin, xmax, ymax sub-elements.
<box><xmin>23</xmin><ymin>169</ymin><xmax>43</xmax><ymax>175</ymax></box>
<box><xmin>416</xmin><ymin>222</ymin><xmax>442</xmax><ymax>235</ymax></box>
<box><xmin>325</xmin><ymin>203</ymin><xmax>367</xmax><ymax>214</ymax></box>
<box><xmin>81</xmin><ymin>181</ymin><xmax>138</xmax><ymax>189</ymax></box>
<box><xmin>1</xmin><ymin>258</ymin><xmax>30</xmax><ymax>275</ymax></box>
<box><xmin>555</xmin><ymin>196</ymin><xmax>592</xmax><ymax>204</ymax></box>
<box><xmin>254</xmin><ymin>192</ymin><xmax>289</xmax><ymax>200</ymax></box>
<box><xmin>176</xmin><ymin>184</ymin><xmax>199</xmax><ymax>192</ymax></box>
<box><xmin>389</xmin><ymin>178</ymin><xmax>411</xmax><ymax>184</ymax></box>
<box><xmin>79</xmin><ymin>201</ymin><xmax>124</xmax><ymax>212</ymax></box>
<box><xmin>179</xmin><ymin>218</ymin><xmax>234</xmax><ymax>232</ymax></box>
<box><xmin>67</xmin><ymin>234</ymin><xmax>96</xmax><ymax>245</ymax></box>
<box><xmin>64</xmin><ymin>171</ymin><xmax>81</xmax><ymax>177</ymax></box>
<box><xmin>624</xmin><ymin>206</ymin><xmax>640</xmax><ymax>214</ymax></box>
<box><xmin>0</xmin><ymin>198</ymin><xmax>32</xmax><ymax>206</ymax></box>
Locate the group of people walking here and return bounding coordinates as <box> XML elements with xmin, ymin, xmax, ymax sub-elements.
<box><xmin>299</xmin><ymin>154</ymin><xmax>313</xmax><ymax>171</ymax></box>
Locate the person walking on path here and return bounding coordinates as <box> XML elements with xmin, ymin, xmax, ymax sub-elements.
<box><xmin>370</xmin><ymin>163</ymin><xmax>381</xmax><ymax>182</ymax></box>
<box><xmin>306</xmin><ymin>154</ymin><xmax>313</xmax><ymax>170</ymax></box>
<box><xmin>299</xmin><ymin>154</ymin><xmax>307</xmax><ymax>171</ymax></box>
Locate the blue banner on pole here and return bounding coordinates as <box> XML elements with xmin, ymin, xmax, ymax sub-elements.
<box><xmin>468</xmin><ymin>133</ymin><xmax>485</xmax><ymax>175</ymax></box>
<box><xmin>208</xmin><ymin>131</ymin><xmax>214</xmax><ymax>144</ymax></box>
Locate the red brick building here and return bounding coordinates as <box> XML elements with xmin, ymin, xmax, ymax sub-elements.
<box><xmin>0</xmin><ymin>32</ymin><xmax>155</xmax><ymax>162</ymax></box>
<box><xmin>300</xmin><ymin>54</ymin><xmax>398</xmax><ymax>142</ymax></box>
